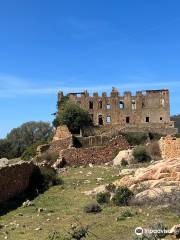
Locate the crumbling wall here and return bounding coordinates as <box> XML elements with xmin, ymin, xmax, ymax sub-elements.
<box><xmin>0</xmin><ymin>161</ymin><xmax>38</xmax><ymax>203</ymax></box>
<box><xmin>36</xmin><ymin>126</ymin><xmax>73</xmax><ymax>156</ymax></box>
<box><xmin>60</xmin><ymin>136</ymin><xmax>129</xmax><ymax>166</ymax></box>
<box><xmin>52</xmin><ymin>125</ymin><xmax>72</xmax><ymax>141</ymax></box>
<box><xmin>159</xmin><ymin>135</ymin><xmax>180</xmax><ymax>159</ymax></box>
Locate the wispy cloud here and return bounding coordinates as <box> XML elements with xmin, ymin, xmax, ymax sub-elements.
<box><xmin>0</xmin><ymin>73</ymin><xmax>180</xmax><ymax>97</ymax></box>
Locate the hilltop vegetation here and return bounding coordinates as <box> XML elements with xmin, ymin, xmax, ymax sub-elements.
<box><xmin>171</xmin><ymin>115</ymin><xmax>180</xmax><ymax>133</ymax></box>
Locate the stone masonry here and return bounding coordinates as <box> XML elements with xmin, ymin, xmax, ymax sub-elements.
<box><xmin>57</xmin><ymin>88</ymin><xmax>177</xmax><ymax>135</ymax></box>
<box><xmin>159</xmin><ymin>135</ymin><xmax>180</xmax><ymax>159</ymax></box>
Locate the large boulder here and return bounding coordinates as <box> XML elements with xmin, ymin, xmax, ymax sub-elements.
<box><xmin>0</xmin><ymin>158</ymin><xmax>8</xmax><ymax>167</ymax></box>
<box><xmin>113</xmin><ymin>149</ymin><xmax>134</xmax><ymax>166</ymax></box>
<box><xmin>114</xmin><ymin>157</ymin><xmax>180</xmax><ymax>204</ymax></box>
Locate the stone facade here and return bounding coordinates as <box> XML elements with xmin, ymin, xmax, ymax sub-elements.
<box><xmin>57</xmin><ymin>88</ymin><xmax>177</xmax><ymax>134</ymax></box>
<box><xmin>159</xmin><ymin>135</ymin><xmax>180</xmax><ymax>159</ymax></box>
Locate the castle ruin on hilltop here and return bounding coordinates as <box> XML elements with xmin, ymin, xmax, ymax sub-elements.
<box><xmin>57</xmin><ymin>87</ymin><xmax>177</xmax><ymax>135</ymax></box>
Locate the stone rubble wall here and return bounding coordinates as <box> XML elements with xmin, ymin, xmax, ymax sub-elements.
<box><xmin>52</xmin><ymin>125</ymin><xmax>72</xmax><ymax>142</ymax></box>
<box><xmin>60</xmin><ymin>136</ymin><xmax>130</xmax><ymax>166</ymax></box>
<box><xmin>159</xmin><ymin>135</ymin><xmax>180</xmax><ymax>159</ymax></box>
<box><xmin>0</xmin><ymin>161</ymin><xmax>38</xmax><ymax>204</ymax></box>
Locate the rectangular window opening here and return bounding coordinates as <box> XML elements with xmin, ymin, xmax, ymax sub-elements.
<box><xmin>126</xmin><ymin>117</ymin><xmax>130</xmax><ymax>123</ymax></box>
<box><xmin>106</xmin><ymin>116</ymin><xmax>111</xmax><ymax>123</ymax></box>
<box><xmin>106</xmin><ymin>104</ymin><xmax>111</xmax><ymax>110</ymax></box>
<box><xmin>146</xmin><ymin>117</ymin><xmax>150</xmax><ymax>122</ymax></box>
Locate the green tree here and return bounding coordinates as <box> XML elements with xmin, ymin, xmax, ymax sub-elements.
<box><xmin>0</xmin><ymin>121</ymin><xmax>53</xmax><ymax>159</ymax></box>
<box><xmin>53</xmin><ymin>103</ymin><xmax>92</xmax><ymax>133</ymax></box>
<box><xmin>0</xmin><ymin>139</ymin><xmax>13</xmax><ymax>159</ymax></box>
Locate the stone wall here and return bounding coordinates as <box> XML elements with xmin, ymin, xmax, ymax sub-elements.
<box><xmin>52</xmin><ymin>125</ymin><xmax>72</xmax><ymax>141</ymax></box>
<box><xmin>159</xmin><ymin>135</ymin><xmax>180</xmax><ymax>159</ymax></box>
<box><xmin>36</xmin><ymin>126</ymin><xmax>73</xmax><ymax>157</ymax></box>
<box><xmin>0</xmin><ymin>161</ymin><xmax>38</xmax><ymax>204</ymax></box>
<box><xmin>60</xmin><ymin>136</ymin><xmax>129</xmax><ymax>166</ymax></box>
<box><xmin>82</xmin><ymin>122</ymin><xmax>177</xmax><ymax>137</ymax></box>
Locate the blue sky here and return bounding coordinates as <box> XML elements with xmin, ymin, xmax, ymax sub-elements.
<box><xmin>0</xmin><ymin>0</ymin><xmax>180</xmax><ymax>138</ymax></box>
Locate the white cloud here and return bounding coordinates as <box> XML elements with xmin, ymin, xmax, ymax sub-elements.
<box><xmin>0</xmin><ymin>73</ymin><xmax>180</xmax><ymax>97</ymax></box>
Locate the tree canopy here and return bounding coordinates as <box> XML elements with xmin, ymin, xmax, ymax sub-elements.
<box><xmin>53</xmin><ymin>103</ymin><xmax>92</xmax><ymax>133</ymax></box>
<box><xmin>0</xmin><ymin>121</ymin><xmax>53</xmax><ymax>159</ymax></box>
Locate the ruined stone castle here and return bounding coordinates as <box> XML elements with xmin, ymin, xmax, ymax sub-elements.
<box><xmin>57</xmin><ymin>88</ymin><xmax>177</xmax><ymax>135</ymax></box>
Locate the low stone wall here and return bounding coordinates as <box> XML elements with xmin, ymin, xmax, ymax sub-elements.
<box><xmin>82</xmin><ymin>123</ymin><xmax>177</xmax><ymax>137</ymax></box>
<box><xmin>159</xmin><ymin>135</ymin><xmax>180</xmax><ymax>159</ymax></box>
<box><xmin>61</xmin><ymin>136</ymin><xmax>129</xmax><ymax>166</ymax></box>
<box><xmin>0</xmin><ymin>161</ymin><xmax>38</xmax><ymax>204</ymax></box>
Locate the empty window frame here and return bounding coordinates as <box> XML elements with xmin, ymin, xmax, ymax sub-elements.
<box><xmin>106</xmin><ymin>116</ymin><xmax>111</xmax><ymax>123</ymax></box>
<box><xmin>119</xmin><ymin>101</ymin><xmax>124</xmax><ymax>109</ymax></box>
<box><xmin>160</xmin><ymin>117</ymin><xmax>163</xmax><ymax>121</ymax></box>
<box><xmin>126</xmin><ymin>116</ymin><xmax>130</xmax><ymax>123</ymax></box>
<box><xmin>106</xmin><ymin>104</ymin><xmax>111</xmax><ymax>110</ymax></box>
<box><xmin>146</xmin><ymin>117</ymin><xmax>150</xmax><ymax>122</ymax></box>
<box><xmin>132</xmin><ymin>100</ymin><xmax>136</xmax><ymax>110</ymax></box>
<box><xmin>89</xmin><ymin>100</ymin><xmax>93</xmax><ymax>109</ymax></box>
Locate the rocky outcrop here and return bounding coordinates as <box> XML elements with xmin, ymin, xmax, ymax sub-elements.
<box><xmin>114</xmin><ymin>157</ymin><xmax>180</xmax><ymax>204</ymax></box>
<box><xmin>0</xmin><ymin>161</ymin><xmax>39</xmax><ymax>204</ymax></box>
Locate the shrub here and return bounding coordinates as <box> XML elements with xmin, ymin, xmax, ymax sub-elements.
<box><xmin>105</xmin><ymin>184</ymin><xmax>116</xmax><ymax>193</ymax></box>
<box><xmin>148</xmin><ymin>132</ymin><xmax>162</xmax><ymax>141</ymax></box>
<box><xmin>112</xmin><ymin>187</ymin><xmax>134</xmax><ymax>206</ymax></box>
<box><xmin>69</xmin><ymin>224</ymin><xmax>89</xmax><ymax>240</ymax></box>
<box><xmin>133</xmin><ymin>145</ymin><xmax>151</xmax><ymax>162</ymax></box>
<box><xmin>38</xmin><ymin>166</ymin><xmax>63</xmax><ymax>191</ymax></box>
<box><xmin>116</xmin><ymin>210</ymin><xmax>134</xmax><ymax>221</ymax></box>
<box><xmin>96</xmin><ymin>192</ymin><xmax>111</xmax><ymax>204</ymax></box>
<box><xmin>84</xmin><ymin>202</ymin><xmax>102</xmax><ymax>213</ymax></box>
<box><xmin>123</xmin><ymin>132</ymin><xmax>148</xmax><ymax>146</ymax></box>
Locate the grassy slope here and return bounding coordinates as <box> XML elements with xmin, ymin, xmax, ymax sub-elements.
<box><xmin>0</xmin><ymin>166</ymin><xmax>179</xmax><ymax>240</ymax></box>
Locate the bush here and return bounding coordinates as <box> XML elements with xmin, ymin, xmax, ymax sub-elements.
<box><xmin>133</xmin><ymin>145</ymin><xmax>151</xmax><ymax>162</ymax></box>
<box><xmin>116</xmin><ymin>209</ymin><xmax>134</xmax><ymax>221</ymax></box>
<box><xmin>123</xmin><ymin>132</ymin><xmax>148</xmax><ymax>146</ymax></box>
<box><xmin>96</xmin><ymin>192</ymin><xmax>111</xmax><ymax>204</ymax></box>
<box><xmin>39</xmin><ymin>166</ymin><xmax>63</xmax><ymax>191</ymax></box>
<box><xmin>84</xmin><ymin>202</ymin><xmax>102</xmax><ymax>213</ymax></box>
<box><xmin>105</xmin><ymin>183</ymin><xmax>116</xmax><ymax>193</ymax></box>
<box><xmin>112</xmin><ymin>187</ymin><xmax>134</xmax><ymax>206</ymax></box>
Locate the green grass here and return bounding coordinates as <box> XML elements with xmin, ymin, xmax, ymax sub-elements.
<box><xmin>0</xmin><ymin>165</ymin><xmax>179</xmax><ymax>240</ymax></box>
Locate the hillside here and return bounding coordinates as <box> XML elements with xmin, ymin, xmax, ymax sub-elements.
<box><xmin>171</xmin><ymin>115</ymin><xmax>180</xmax><ymax>133</ymax></box>
<box><xmin>0</xmin><ymin>165</ymin><xmax>178</xmax><ymax>240</ymax></box>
